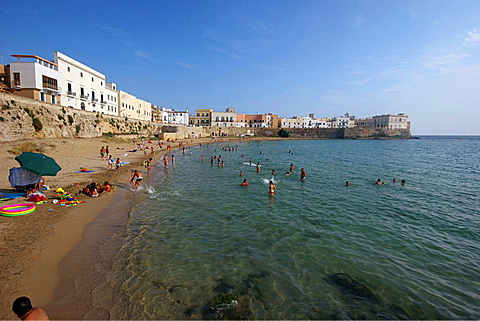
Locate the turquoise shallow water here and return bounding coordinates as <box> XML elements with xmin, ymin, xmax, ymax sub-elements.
<box><xmin>106</xmin><ymin>137</ymin><xmax>479</xmax><ymax>320</ymax></box>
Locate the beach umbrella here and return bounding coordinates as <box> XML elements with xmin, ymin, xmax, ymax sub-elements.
<box><xmin>14</xmin><ymin>152</ymin><xmax>61</xmax><ymax>176</ymax></box>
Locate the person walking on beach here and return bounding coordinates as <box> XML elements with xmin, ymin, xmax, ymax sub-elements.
<box><xmin>107</xmin><ymin>155</ymin><xmax>114</xmax><ymax>170</ymax></box>
<box><xmin>100</xmin><ymin>146</ymin><xmax>106</xmax><ymax>159</ymax></box>
<box><xmin>131</xmin><ymin>170</ymin><xmax>143</xmax><ymax>189</ymax></box>
<box><xmin>115</xmin><ymin>158</ymin><xmax>121</xmax><ymax>171</ymax></box>
<box><xmin>105</xmin><ymin>145</ymin><xmax>109</xmax><ymax>156</ymax></box>
<box><xmin>300</xmin><ymin>168</ymin><xmax>306</xmax><ymax>181</ymax></box>
<box><xmin>12</xmin><ymin>296</ymin><xmax>49</xmax><ymax>320</ymax></box>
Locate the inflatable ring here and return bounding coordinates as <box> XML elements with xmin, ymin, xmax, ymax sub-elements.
<box><xmin>0</xmin><ymin>203</ymin><xmax>36</xmax><ymax>217</ymax></box>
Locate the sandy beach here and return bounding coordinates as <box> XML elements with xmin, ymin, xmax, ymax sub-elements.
<box><xmin>0</xmin><ymin>136</ymin><xmax>194</xmax><ymax>319</ymax></box>
<box><xmin>0</xmin><ymin>135</ymin><xmax>268</xmax><ymax>319</ymax></box>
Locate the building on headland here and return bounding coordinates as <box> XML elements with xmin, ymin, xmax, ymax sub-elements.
<box><xmin>4</xmin><ymin>54</ymin><xmax>63</xmax><ymax>105</ymax></box>
<box><xmin>329</xmin><ymin>113</ymin><xmax>355</xmax><ymax>128</ymax></box>
<box><xmin>355</xmin><ymin>113</ymin><xmax>409</xmax><ymax>130</ymax></box>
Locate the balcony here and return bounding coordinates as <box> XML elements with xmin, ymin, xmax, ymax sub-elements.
<box><xmin>100</xmin><ymin>100</ymin><xmax>107</xmax><ymax>104</ymax></box>
<box><xmin>80</xmin><ymin>94</ymin><xmax>88</xmax><ymax>101</ymax></box>
<box><xmin>67</xmin><ymin>91</ymin><xmax>76</xmax><ymax>97</ymax></box>
<box><xmin>91</xmin><ymin>98</ymin><xmax>98</xmax><ymax>103</ymax></box>
<box><xmin>42</xmin><ymin>82</ymin><xmax>58</xmax><ymax>91</ymax></box>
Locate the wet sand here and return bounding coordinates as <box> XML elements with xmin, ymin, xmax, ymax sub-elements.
<box><xmin>0</xmin><ymin>135</ymin><xmax>270</xmax><ymax>319</ymax></box>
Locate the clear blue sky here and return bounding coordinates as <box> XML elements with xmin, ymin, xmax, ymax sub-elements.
<box><xmin>2</xmin><ymin>0</ymin><xmax>480</xmax><ymax>135</ymax></box>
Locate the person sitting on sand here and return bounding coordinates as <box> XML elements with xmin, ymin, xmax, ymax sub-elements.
<box><xmin>240</xmin><ymin>179</ymin><xmax>249</xmax><ymax>186</ymax></box>
<box><xmin>12</xmin><ymin>296</ymin><xmax>49</xmax><ymax>320</ymax></box>
<box><xmin>269</xmin><ymin>180</ymin><xmax>276</xmax><ymax>195</ymax></box>
<box><xmin>101</xmin><ymin>181</ymin><xmax>112</xmax><ymax>192</ymax></box>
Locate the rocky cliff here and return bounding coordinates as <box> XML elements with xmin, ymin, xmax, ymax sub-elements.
<box><xmin>0</xmin><ymin>92</ymin><xmax>209</xmax><ymax>142</ymax></box>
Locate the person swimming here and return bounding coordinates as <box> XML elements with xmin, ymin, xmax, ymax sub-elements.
<box><xmin>345</xmin><ymin>181</ymin><xmax>352</xmax><ymax>186</ymax></box>
<box><xmin>375</xmin><ymin>179</ymin><xmax>386</xmax><ymax>185</ymax></box>
<box><xmin>240</xmin><ymin>179</ymin><xmax>249</xmax><ymax>186</ymax></box>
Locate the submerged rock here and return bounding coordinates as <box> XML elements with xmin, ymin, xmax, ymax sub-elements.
<box><xmin>202</xmin><ymin>294</ymin><xmax>253</xmax><ymax>320</ymax></box>
<box><xmin>326</xmin><ymin>272</ymin><xmax>380</xmax><ymax>301</ymax></box>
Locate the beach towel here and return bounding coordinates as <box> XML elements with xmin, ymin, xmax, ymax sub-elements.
<box><xmin>74</xmin><ymin>170</ymin><xmax>94</xmax><ymax>173</ymax></box>
<box><xmin>1</xmin><ymin>193</ymin><xmax>27</xmax><ymax>199</ymax></box>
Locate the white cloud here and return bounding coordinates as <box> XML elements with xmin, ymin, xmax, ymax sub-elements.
<box><xmin>134</xmin><ymin>50</ymin><xmax>151</xmax><ymax>59</ymax></box>
<box><xmin>177</xmin><ymin>62</ymin><xmax>198</xmax><ymax>71</ymax></box>
<box><xmin>347</xmin><ymin>77</ymin><xmax>372</xmax><ymax>85</ymax></box>
<box><xmin>463</xmin><ymin>29</ymin><xmax>480</xmax><ymax>47</ymax></box>
<box><xmin>421</xmin><ymin>53</ymin><xmax>470</xmax><ymax>71</ymax></box>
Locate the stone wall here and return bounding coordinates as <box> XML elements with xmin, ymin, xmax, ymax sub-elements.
<box><xmin>0</xmin><ymin>92</ymin><xmax>208</xmax><ymax>142</ymax></box>
<box><xmin>256</xmin><ymin>127</ymin><xmax>412</xmax><ymax>139</ymax></box>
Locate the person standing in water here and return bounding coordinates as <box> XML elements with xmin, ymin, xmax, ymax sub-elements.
<box><xmin>289</xmin><ymin>163</ymin><xmax>295</xmax><ymax>172</ymax></box>
<box><xmin>268</xmin><ymin>180</ymin><xmax>276</xmax><ymax>194</ymax></box>
<box><xmin>131</xmin><ymin>170</ymin><xmax>143</xmax><ymax>189</ymax></box>
<box><xmin>300</xmin><ymin>168</ymin><xmax>306</xmax><ymax>181</ymax></box>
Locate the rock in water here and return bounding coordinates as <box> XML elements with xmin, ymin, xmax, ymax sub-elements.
<box><xmin>327</xmin><ymin>272</ymin><xmax>380</xmax><ymax>301</ymax></box>
<box><xmin>202</xmin><ymin>294</ymin><xmax>253</xmax><ymax>320</ymax></box>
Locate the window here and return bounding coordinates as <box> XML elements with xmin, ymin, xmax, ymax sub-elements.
<box><xmin>80</xmin><ymin>87</ymin><xmax>85</xmax><ymax>96</ymax></box>
<box><xmin>67</xmin><ymin>67</ymin><xmax>70</xmax><ymax>72</ymax></box>
<box><xmin>92</xmin><ymin>77</ymin><xmax>94</xmax><ymax>82</ymax></box>
<box><xmin>67</xmin><ymin>83</ymin><xmax>72</xmax><ymax>93</ymax></box>
<box><xmin>80</xmin><ymin>72</ymin><xmax>83</xmax><ymax>77</ymax></box>
<box><xmin>40</xmin><ymin>92</ymin><xmax>45</xmax><ymax>101</ymax></box>
<box><xmin>13</xmin><ymin>72</ymin><xmax>20</xmax><ymax>86</ymax></box>
<box><xmin>52</xmin><ymin>95</ymin><xmax>56</xmax><ymax>104</ymax></box>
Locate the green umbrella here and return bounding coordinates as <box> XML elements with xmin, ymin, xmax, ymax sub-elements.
<box><xmin>15</xmin><ymin>152</ymin><xmax>62</xmax><ymax>176</ymax></box>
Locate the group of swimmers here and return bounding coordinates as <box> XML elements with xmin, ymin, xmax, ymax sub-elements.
<box><xmin>344</xmin><ymin>178</ymin><xmax>406</xmax><ymax>186</ymax></box>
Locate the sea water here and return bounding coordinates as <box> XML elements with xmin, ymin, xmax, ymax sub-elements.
<box><xmin>105</xmin><ymin>137</ymin><xmax>479</xmax><ymax>319</ymax></box>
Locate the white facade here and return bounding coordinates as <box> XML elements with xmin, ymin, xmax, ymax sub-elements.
<box><xmin>118</xmin><ymin>90</ymin><xmax>138</xmax><ymax>119</ymax></box>
<box><xmin>211</xmin><ymin>110</ymin><xmax>237</xmax><ymax>127</ymax></box>
<box><xmin>54</xmin><ymin>51</ymin><xmax>108</xmax><ymax>113</ymax></box>
<box><xmin>330</xmin><ymin>114</ymin><xmax>355</xmax><ymax>128</ymax></box>
<box><xmin>279</xmin><ymin>117</ymin><xmax>303</xmax><ymax>128</ymax></box>
<box><xmin>9</xmin><ymin>55</ymin><xmax>63</xmax><ymax>104</ymax></box>
<box><xmin>311</xmin><ymin>117</ymin><xmax>331</xmax><ymax>128</ymax></box>
<box><xmin>105</xmin><ymin>82</ymin><xmax>118</xmax><ymax>116</ymax></box>
<box><xmin>372</xmin><ymin>113</ymin><xmax>409</xmax><ymax>129</ymax></box>
<box><xmin>136</xmin><ymin>99</ymin><xmax>151</xmax><ymax>122</ymax></box>
<box><xmin>167</xmin><ymin>110</ymin><xmax>189</xmax><ymax>125</ymax></box>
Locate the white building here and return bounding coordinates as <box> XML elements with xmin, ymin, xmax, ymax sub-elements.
<box><xmin>211</xmin><ymin>108</ymin><xmax>239</xmax><ymax>127</ymax></box>
<box><xmin>8</xmin><ymin>54</ymin><xmax>63</xmax><ymax>104</ymax></box>
<box><xmin>54</xmin><ymin>51</ymin><xmax>117</xmax><ymax>116</ymax></box>
<box><xmin>279</xmin><ymin>117</ymin><xmax>303</xmax><ymax>128</ymax></box>
<box><xmin>167</xmin><ymin>110</ymin><xmax>189</xmax><ymax>125</ymax></box>
<box><xmin>355</xmin><ymin>113</ymin><xmax>409</xmax><ymax>129</ymax></box>
<box><xmin>118</xmin><ymin>90</ymin><xmax>138</xmax><ymax>119</ymax></box>
<box><xmin>105</xmin><ymin>82</ymin><xmax>118</xmax><ymax>116</ymax></box>
<box><xmin>311</xmin><ymin>117</ymin><xmax>331</xmax><ymax>128</ymax></box>
<box><xmin>330</xmin><ymin>113</ymin><xmax>355</xmax><ymax>128</ymax></box>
